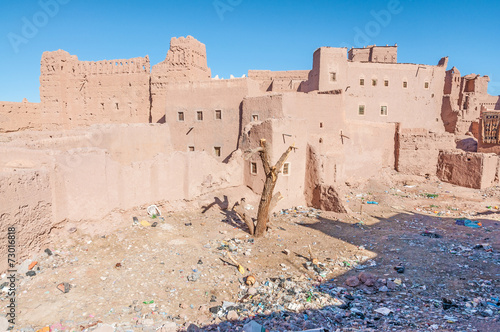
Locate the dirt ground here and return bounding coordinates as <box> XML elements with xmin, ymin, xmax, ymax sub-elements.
<box><xmin>3</xmin><ymin>172</ymin><xmax>500</xmax><ymax>331</ymax></box>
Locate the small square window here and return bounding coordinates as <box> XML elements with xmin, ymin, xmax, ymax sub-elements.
<box><xmin>424</xmin><ymin>82</ymin><xmax>429</xmax><ymax>89</ymax></box>
<box><xmin>384</xmin><ymin>80</ymin><xmax>389</xmax><ymax>87</ymax></box>
<box><xmin>188</xmin><ymin>146</ymin><xmax>195</xmax><ymax>152</ymax></box>
<box><xmin>380</xmin><ymin>106</ymin><xmax>388</xmax><ymax>116</ymax></box>
<box><xmin>250</xmin><ymin>162</ymin><xmax>257</xmax><ymax>174</ymax></box>
<box><xmin>403</xmin><ymin>81</ymin><xmax>408</xmax><ymax>88</ymax></box>
<box><xmin>282</xmin><ymin>162</ymin><xmax>290</xmax><ymax>175</ymax></box>
<box><xmin>358</xmin><ymin>105</ymin><xmax>365</xmax><ymax>115</ymax></box>
<box><xmin>320</xmin><ymin>122</ymin><xmax>323</xmax><ymax>128</ymax></box>
<box><xmin>360</xmin><ymin>78</ymin><xmax>365</xmax><ymax>86</ymax></box>
<box><xmin>330</xmin><ymin>72</ymin><xmax>336</xmax><ymax>81</ymax></box>
<box><xmin>215</xmin><ymin>110</ymin><xmax>222</xmax><ymax>119</ymax></box>
<box><xmin>252</xmin><ymin>114</ymin><xmax>259</xmax><ymax>121</ymax></box>
<box><xmin>178</xmin><ymin>112</ymin><xmax>184</xmax><ymax>121</ymax></box>
<box><xmin>197</xmin><ymin>111</ymin><xmax>203</xmax><ymax>121</ymax></box>
<box><xmin>214</xmin><ymin>146</ymin><xmax>221</xmax><ymax>157</ymax></box>
<box><xmin>372</xmin><ymin>79</ymin><xmax>377</xmax><ymax>86</ymax></box>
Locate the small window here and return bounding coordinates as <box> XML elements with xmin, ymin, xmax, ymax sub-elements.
<box><xmin>384</xmin><ymin>80</ymin><xmax>389</xmax><ymax>87</ymax></box>
<box><xmin>359</xmin><ymin>78</ymin><xmax>365</xmax><ymax>86</ymax></box>
<box><xmin>330</xmin><ymin>72</ymin><xmax>336</xmax><ymax>82</ymax></box>
<box><xmin>178</xmin><ymin>112</ymin><xmax>184</xmax><ymax>121</ymax></box>
<box><xmin>320</xmin><ymin>122</ymin><xmax>323</xmax><ymax>128</ymax></box>
<box><xmin>188</xmin><ymin>146</ymin><xmax>195</xmax><ymax>152</ymax></box>
<box><xmin>282</xmin><ymin>162</ymin><xmax>290</xmax><ymax>175</ymax></box>
<box><xmin>252</xmin><ymin>114</ymin><xmax>259</xmax><ymax>121</ymax></box>
<box><xmin>372</xmin><ymin>79</ymin><xmax>377</xmax><ymax>86</ymax></box>
<box><xmin>358</xmin><ymin>105</ymin><xmax>365</xmax><ymax>115</ymax></box>
<box><xmin>215</xmin><ymin>110</ymin><xmax>222</xmax><ymax>120</ymax></box>
<box><xmin>197</xmin><ymin>111</ymin><xmax>203</xmax><ymax>121</ymax></box>
<box><xmin>403</xmin><ymin>81</ymin><xmax>408</xmax><ymax>88</ymax></box>
<box><xmin>380</xmin><ymin>106</ymin><xmax>388</xmax><ymax>116</ymax></box>
<box><xmin>424</xmin><ymin>82</ymin><xmax>429</xmax><ymax>89</ymax></box>
<box><xmin>115</xmin><ymin>103</ymin><xmax>119</xmax><ymax>110</ymax></box>
<box><xmin>250</xmin><ymin>162</ymin><xmax>257</xmax><ymax>174</ymax></box>
<box><xmin>214</xmin><ymin>146</ymin><xmax>221</xmax><ymax>157</ymax></box>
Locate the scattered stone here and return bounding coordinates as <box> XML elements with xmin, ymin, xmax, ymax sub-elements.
<box><xmin>26</xmin><ymin>271</ymin><xmax>36</xmax><ymax>277</ymax></box>
<box><xmin>345</xmin><ymin>276</ymin><xmax>360</xmax><ymax>287</ymax></box>
<box><xmin>44</xmin><ymin>248</ymin><xmax>53</xmax><ymax>256</ymax></box>
<box><xmin>226</xmin><ymin>310</ymin><xmax>238</xmax><ymax>320</ymax></box>
<box><xmin>374</xmin><ymin>307</ymin><xmax>392</xmax><ymax>316</ymax></box>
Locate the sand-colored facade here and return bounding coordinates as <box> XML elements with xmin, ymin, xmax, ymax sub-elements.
<box><xmin>1</xmin><ymin>36</ymin><xmax>500</xmax><ymax>271</ymax></box>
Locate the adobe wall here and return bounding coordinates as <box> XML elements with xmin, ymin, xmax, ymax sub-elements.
<box><xmin>40</xmin><ymin>50</ymin><xmax>151</xmax><ymax>128</ymax></box>
<box><xmin>437</xmin><ymin>150</ymin><xmax>498</xmax><ymax>189</ymax></box>
<box><xmin>0</xmin><ymin>124</ymin><xmax>243</xmax><ymax>212</ymax></box>
<box><xmin>241</xmin><ymin>118</ymin><xmax>308</xmax><ymax>211</ymax></box>
<box><xmin>151</xmin><ymin>36</ymin><xmax>212</xmax><ymax>123</ymax></box>
<box><xmin>247</xmin><ymin>70</ymin><xmax>309</xmax><ymax>92</ymax></box>
<box><xmin>0</xmin><ymin>100</ymin><xmax>44</xmax><ymax>132</ymax></box>
<box><xmin>344</xmin><ymin>61</ymin><xmax>447</xmax><ymax>131</ymax></box>
<box><xmin>164</xmin><ymin>78</ymin><xmax>261</xmax><ymax>160</ymax></box>
<box><xmin>0</xmin><ymin>168</ymin><xmax>53</xmax><ymax>273</ymax></box>
<box><xmin>396</xmin><ymin>128</ymin><xmax>456</xmax><ymax>176</ymax></box>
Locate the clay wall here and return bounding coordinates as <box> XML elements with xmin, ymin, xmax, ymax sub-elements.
<box><xmin>396</xmin><ymin>128</ymin><xmax>456</xmax><ymax>176</ymax></box>
<box><xmin>0</xmin><ymin>168</ymin><xmax>53</xmax><ymax>273</ymax></box>
<box><xmin>344</xmin><ymin>60</ymin><xmax>447</xmax><ymax>131</ymax></box>
<box><xmin>40</xmin><ymin>50</ymin><xmax>151</xmax><ymax>128</ymax></box>
<box><xmin>437</xmin><ymin>150</ymin><xmax>498</xmax><ymax>189</ymax></box>
<box><xmin>164</xmin><ymin>78</ymin><xmax>261</xmax><ymax>160</ymax></box>
<box><xmin>151</xmin><ymin>36</ymin><xmax>212</xmax><ymax>123</ymax></box>
<box><xmin>247</xmin><ymin>70</ymin><xmax>309</xmax><ymax>92</ymax></box>
<box><xmin>0</xmin><ymin>101</ymin><xmax>46</xmax><ymax>132</ymax></box>
<box><xmin>241</xmin><ymin>118</ymin><xmax>308</xmax><ymax>210</ymax></box>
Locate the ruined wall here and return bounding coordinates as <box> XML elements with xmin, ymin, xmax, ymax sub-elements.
<box><xmin>437</xmin><ymin>150</ymin><xmax>498</xmax><ymax>189</ymax></box>
<box><xmin>396</xmin><ymin>128</ymin><xmax>456</xmax><ymax>176</ymax></box>
<box><xmin>247</xmin><ymin>70</ymin><xmax>309</xmax><ymax>92</ymax></box>
<box><xmin>442</xmin><ymin>67</ymin><xmax>500</xmax><ymax>134</ymax></box>
<box><xmin>0</xmin><ymin>100</ymin><xmax>45</xmax><ymax>132</ymax></box>
<box><xmin>0</xmin><ymin>168</ymin><xmax>53</xmax><ymax>273</ymax></box>
<box><xmin>0</xmin><ymin>124</ymin><xmax>244</xmax><ymax>224</ymax></box>
<box><xmin>151</xmin><ymin>36</ymin><xmax>212</xmax><ymax>123</ymax></box>
<box><xmin>348</xmin><ymin>45</ymin><xmax>397</xmax><ymax>63</ymax></box>
<box><xmin>164</xmin><ymin>78</ymin><xmax>261</xmax><ymax>160</ymax></box>
<box><xmin>40</xmin><ymin>50</ymin><xmax>151</xmax><ymax>128</ymax></box>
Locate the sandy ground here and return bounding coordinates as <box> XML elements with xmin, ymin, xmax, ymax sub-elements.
<box><xmin>2</xmin><ymin>172</ymin><xmax>500</xmax><ymax>331</ymax></box>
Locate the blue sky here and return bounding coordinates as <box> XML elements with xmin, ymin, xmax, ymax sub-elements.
<box><xmin>0</xmin><ymin>0</ymin><xmax>499</xmax><ymax>102</ymax></box>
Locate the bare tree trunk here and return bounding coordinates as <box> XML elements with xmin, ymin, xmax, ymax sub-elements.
<box><xmin>254</xmin><ymin>139</ymin><xmax>295</xmax><ymax>237</ymax></box>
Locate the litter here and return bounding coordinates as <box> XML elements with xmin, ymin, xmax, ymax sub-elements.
<box><xmin>455</xmin><ymin>219</ymin><xmax>481</xmax><ymax>228</ymax></box>
<box><xmin>146</xmin><ymin>204</ymin><xmax>161</xmax><ymax>217</ymax></box>
<box><xmin>366</xmin><ymin>201</ymin><xmax>378</xmax><ymax>205</ymax></box>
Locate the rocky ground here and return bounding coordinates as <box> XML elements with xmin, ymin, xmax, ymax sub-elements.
<box><xmin>2</xmin><ymin>172</ymin><xmax>500</xmax><ymax>331</ymax></box>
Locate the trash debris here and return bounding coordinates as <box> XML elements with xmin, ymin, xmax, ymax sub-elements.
<box><xmin>147</xmin><ymin>204</ymin><xmax>161</xmax><ymax>217</ymax></box>
<box><xmin>140</xmin><ymin>220</ymin><xmax>151</xmax><ymax>227</ymax></box>
<box><xmin>245</xmin><ymin>275</ymin><xmax>256</xmax><ymax>286</ymax></box>
<box><xmin>44</xmin><ymin>248</ymin><xmax>53</xmax><ymax>256</ymax></box>
<box><xmin>421</xmin><ymin>231</ymin><xmax>442</xmax><ymax>238</ymax></box>
<box><xmin>366</xmin><ymin>201</ymin><xmax>378</xmax><ymax>205</ymax></box>
<box><xmin>26</xmin><ymin>271</ymin><xmax>36</xmax><ymax>277</ymax></box>
<box><xmin>57</xmin><ymin>282</ymin><xmax>71</xmax><ymax>293</ymax></box>
<box><xmin>374</xmin><ymin>307</ymin><xmax>392</xmax><ymax>316</ymax></box>
<box><xmin>455</xmin><ymin>218</ymin><xmax>481</xmax><ymax>228</ymax></box>
<box><xmin>394</xmin><ymin>264</ymin><xmax>405</xmax><ymax>273</ymax></box>
<box><xmin>28</xmin><ymin>261</ymin><xmax>38</xmax><ymax>270</ymax></box>
<box><xmin>227</xmin><ymin>252</ymin><xmax>245</xmax><ymax>274</ymax></box>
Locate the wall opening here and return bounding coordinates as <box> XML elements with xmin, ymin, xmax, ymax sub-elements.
<box><xmin>214</xmin><ymin>146</ymin><xmax>221</xmax><ymax>157</ymax></box>
<box><xmin>188</xmin><ymin>146</ymin><xmax>195</xmax><ymax>152</ymax></box>
<box><xmin>282</xmin><ymin>162</ymin><xmax>290</xmax><ymax>175</ymax></box>
<box><xmin>380</xmin><ymin>105</ymin><xmax>388</xmax><ymax>116</ymax></box>
<box><xmin>178</xmin><ymin>112</ymin><xmax>185</xmax><ymax>121</ymax></box>
<box><xmin>252</xmin><ymin>114</ymin><xmax>259</xmax><ymax>121</ymax></box>
<box><xmin>197</xmin><ymin>111</ymin><xmax>203</xmax><ymax>121</ymax></box>
<box><xmin>358</xmin><ymin>105</ymin><xmax>365</xmax><ymax>115</ymax></box>
<box><xmin>215</xmin><ymin>110</ymin><xmax>222</xmax><ymax>120</ymax></box>
<box><xmin>250</xmin><ymin>162</ymin><xmax>257</xmax><ymax>174</ymax></box>
<box><xmin>359</xmin><ymin>78</ymin><xmax>365</xmax><ymax>86</ymax></box>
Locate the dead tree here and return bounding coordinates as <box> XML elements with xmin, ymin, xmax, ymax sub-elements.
<box><xmin>242</xmin><ymin>138</ymin><xmax>295</xmax><ymax>237</ymax></box>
